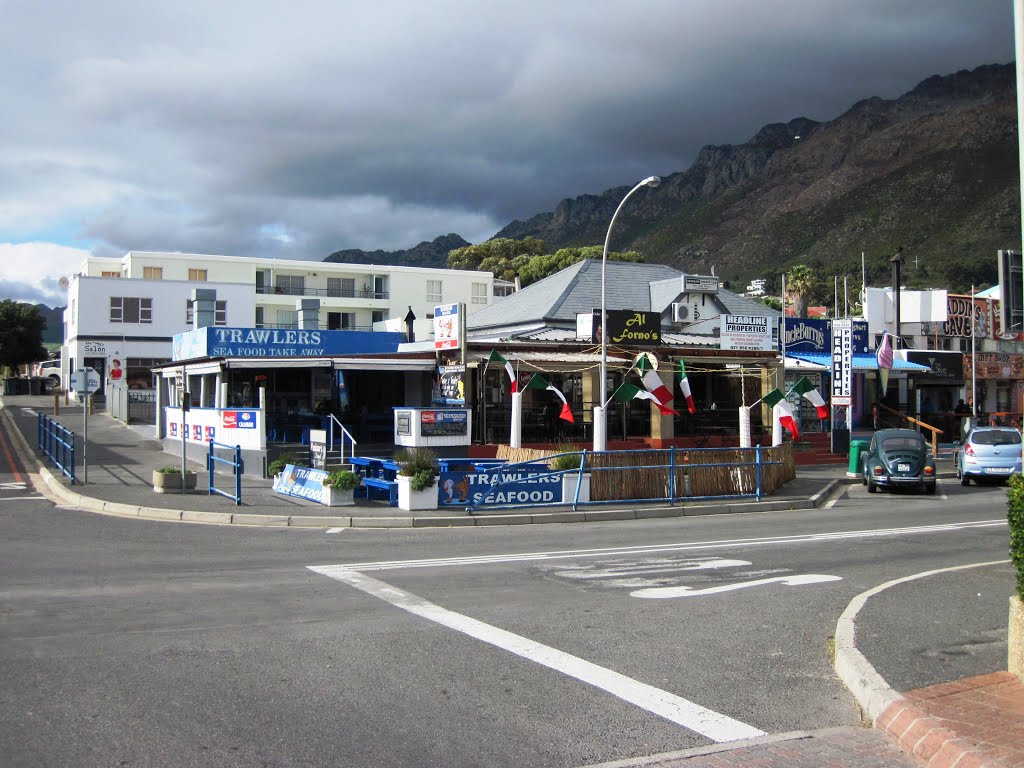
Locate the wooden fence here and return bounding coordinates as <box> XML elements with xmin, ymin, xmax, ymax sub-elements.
<box><xmin>496</xmin><ymin>443</ymin><xmax>794</xmax><ymax>502</ymax></box>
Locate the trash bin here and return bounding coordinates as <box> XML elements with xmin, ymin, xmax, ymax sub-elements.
<box><xmin>28</xmin><ymin>377</ymin><xmax>46</xmax><ymax>395</ymax></box>
<box><xmin>848</xmin><ymin>439</ymin><xmax>870</xmax><ymax>479</ymax></box>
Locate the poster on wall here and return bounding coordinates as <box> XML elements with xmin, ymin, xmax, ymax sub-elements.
<box><xmin>433</xmin><ymin>303</ymin><xmax>460</xmax><ymax>350</ymax></box>
<box><xmin>435</xmin><ymin>365</ymin><xmax>466</xmax><ymax>405</ymax></box>
<box><xmin>420</xmin><ymin>410</ymin><xmax>468</xmax><ymax>437</ymax></box>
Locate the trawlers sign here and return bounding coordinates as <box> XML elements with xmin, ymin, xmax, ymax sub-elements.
<box><xmin>172</xmin><ymin>327</ymin><xmax>404</xmax><ymax>360</ymax></box>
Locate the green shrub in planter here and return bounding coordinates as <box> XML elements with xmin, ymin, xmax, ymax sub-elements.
<box><xmin>548</xmin><ymin>443</ymin><xmax>583</xmax><ymax>471</ymax></box>
<box><xmin>1008</xmin><ymin>475</ymin><xmax>1024</xmax><ymax>600</ymax></box>
<box><xmin>268</xmin><ymin>452</ymin><xmax>307</xmax><ymax>477</ymax></box>
<box><xmin>157</xmin><ymin>465</ymin><xmax>194</xmax><ymax>475</ymax></box>
<box><xmin>395</xmin><ymin>447</ymin><xmax>439</xmax><ymax>491</ymax></box>
<box><xmin>323</xmin><ymin>469</ymin><xmax>360</xmax><ymax>491</ymax></box>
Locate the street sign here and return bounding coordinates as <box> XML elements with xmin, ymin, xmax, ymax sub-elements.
<box><xmin>831</xmin><ymin>320</ymin><xmax>852</xmax><ymax>406</ymax></box>
<box><xmin>70</xmin><ymin>368</ymin><xmax>100</xmax><ymax>395</ymax></box>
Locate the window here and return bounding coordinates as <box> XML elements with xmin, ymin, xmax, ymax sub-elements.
<box><xmin>341</xmin><ymin>312</ymin><xmax>356</xmax><ymax>329</ymax></box>
<box><xmin>275</xmin><ymin>275</ymin><xmax>304</xmax><ymax>295</ymax></box>
<box><xmin>110</xmin><ymin>297</ymin><xmax>153</xmax><ymax>324</ymax></box>
<box><xmin>188</xmin><ymin>268</ymin><xmax>208</xmax><ymax>282</ymax></box>
<box><xmin>426</xmin><ymin>280</ymin><xmax>442</xmax><ymax>303</ymax></box>
<box><xmin>255</xmin><ymin>306</ymin><xmax>265</xmax><ymax>327</ymax></box>
<box><xmin>327</xmin><ymin>277</ymin><xmax>355</xmax><ymax>298</ymax></box>
<box><xmin>371</xmin><ymin>310</ymin><xmax>386</xmax><ymax>324</ymax></box>
<box><xmin>143</xmin><ymin>266</ymin><xmax>163</xmax><ymax>280</ymax></box>
<box><xmin>471</xmin><ymin>282</ymin><xmax>488</xmax><ymax>304</ymax></box>
<box><xmin>101</xmin><ymin>271</ymin><xmax>120</xmax><ymax>278</ymax></box>
<box><xmin>186</xmin><ymin>300</ymin><xmax>227</xmax><ymax>326</ymax></box>
<box><xmin>277</xmin><ymin>309</ymin><xmax>298</xmax><ymax>328</ymax></box>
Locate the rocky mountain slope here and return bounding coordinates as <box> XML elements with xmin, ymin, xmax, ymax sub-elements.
<box><xmin>320</xmin><ymin>64</ymin><xmax>1017</xmax><ymax>294</ymax></box>
<box><xmin>493</xmin><ymin>63</ymin><xmax>1018</xmax><ymax>293</ymax></box>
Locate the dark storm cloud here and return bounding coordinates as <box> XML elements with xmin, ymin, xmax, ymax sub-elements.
<box><xmin>0</xmin><ymin>0</ymin><xmax>1015</xmax><ymax>292</ymax></box>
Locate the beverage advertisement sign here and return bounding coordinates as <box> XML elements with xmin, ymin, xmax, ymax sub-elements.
<box><xmin>433</xmin><ymin>303</ymin><xmax>460</xmax><ymax>350</ymax></box>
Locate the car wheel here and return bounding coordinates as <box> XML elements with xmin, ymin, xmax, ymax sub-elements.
<box><xmin>47</xmin><ymin>374</ymin><xmax>59</xmax><ymax>390</ymax></box>
<box><xmin>867</xmin><ymin>479</ymin><xmax>877</xmax><ymax>494</ymax></box>
<box><xmin>925</xmin><ymin>482</ymin><xmax>936</xmax><ymax>495</ymax></box>
<box><xmin>960</xmin><ymin>471</ymin><xmax>970</xmax><ymax>487</ymax></box>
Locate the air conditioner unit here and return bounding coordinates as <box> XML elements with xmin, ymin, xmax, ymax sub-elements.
<box><xmin>672</xmin><ymin>303</ymin><xmax>688</xmax><ymax>322</ymax></box>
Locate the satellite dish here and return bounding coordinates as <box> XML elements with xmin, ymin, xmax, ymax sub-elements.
<box><xmin>58</xmin><ymin>276</ymin><xmax>69</xmax><ymax>290</ymax></box>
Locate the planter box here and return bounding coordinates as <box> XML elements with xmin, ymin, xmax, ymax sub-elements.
<box><xmin>396</xmin><ymin>474</ymin><xmax>439</xmax><ymax>511</ymax></box>
<box><xmin>153</xmin><ymin>470</ymin><xmax>197</xmax><ymax>494</ymax></box>
<box><xmin>322</xmin><ymin>486</ymin><xmax>355</xmax><ymax>507</ymax></box>
<box><xmin>561</xmin><ymin>472</ymin><xmax>591</xmax><ymax>503</ymax></box>
<box><xmin>1011</xmin><ymin>594</ymin><xmax>1024</xmax><ymax>679</ymax></box>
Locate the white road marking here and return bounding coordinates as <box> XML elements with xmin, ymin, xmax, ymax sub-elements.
<box><xmin>311</xmin><ymin>519</ymin><xmax>1006</xmax><ymax>573</ymax></box>
<box><xmin>631</xmin><ymin>574</ymin><xmax>843</xmax><ymax>599</ymax></box>
<box><xmin>20</xmin><ymin>408</ymin><xmax>37</xmax><ymax>417</ymax></box>
<box><xmin>0</xmin><ymin>482</ymin><xmax>27</xmax><ymax>490</ymax></box>
<box><xmin>308</xmin><ymin>564</ymin><xmax>766</xmax><ymax>743</ymax></box>
<box><xmin>551</xmin><ymin>558</ymin><xmax>751</xmax><ymax>580</ymax></box>
<box><xmin>325</xmin><ymin>527</ymin><xmax>345</xmax><ymax>534</ymax></box>
<box><xmin>0</xmin><ymin>495</ymin><xmax>44</xmax><ymax>501</ymax></box>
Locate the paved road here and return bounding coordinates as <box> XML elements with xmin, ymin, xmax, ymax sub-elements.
<box><xmin>0</xmin><ymin>425</ymin><xmax>1012</xmax><ymax>767</ymax></box>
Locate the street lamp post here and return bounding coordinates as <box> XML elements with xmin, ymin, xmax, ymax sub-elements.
<box><xmin>593</xmin><ymin>175</ymin><xmax>661</xmax><ymax>452</ymax></box>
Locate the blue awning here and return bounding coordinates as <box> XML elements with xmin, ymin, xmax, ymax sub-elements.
<box><xmin>785</xmin><ymin>352</ymin><xmax>930</xmax><ymax>372</ymax></box>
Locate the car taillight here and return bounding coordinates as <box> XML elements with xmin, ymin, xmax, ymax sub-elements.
<box><xmin>923</xmin><ymin>466</ymin><xmax>934</xmax><ymax>475</ymax></box>
<box><xmin>873</xmin><ymin>466</ymin><xmax>884</xmax><ymax>475</ymax></box>
<box><xmin>964</xmin><ymin>444</ymin><xmax>975</xmax><ymax>457</ymax></box>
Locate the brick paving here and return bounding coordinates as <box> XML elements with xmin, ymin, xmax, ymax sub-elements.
<box><xmin>874</xmin><ymin>672</ymin><xmax>1024</xmax><ymax>768</ymax></box>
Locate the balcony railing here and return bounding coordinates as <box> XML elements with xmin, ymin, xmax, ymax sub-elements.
<box><xmin>257</xmin><ymin>285</ymin><xmax>388</xmax><ymax>300</ymax></box>
<box><xmin>255</xmin><ymin>322</ymin><xmax>375</xmax><ymax>332</ymax></box>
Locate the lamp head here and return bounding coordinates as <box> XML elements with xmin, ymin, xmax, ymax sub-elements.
<box><xmin>642</xmin><ymin>176</ymin><xmax>661</xmax><ymax>188</ymax></box>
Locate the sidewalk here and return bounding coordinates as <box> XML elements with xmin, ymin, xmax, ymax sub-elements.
<box><xmin>3</xmin><ymin>393</ymin><xmax>1021</xmax><ymax>768</ymax></box>
<box><xmin>0</xmin><ymin>394</ymin><xmax>846</xmax><ymax>529</ymax></box>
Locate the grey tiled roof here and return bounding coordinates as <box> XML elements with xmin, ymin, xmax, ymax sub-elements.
<box><xmin>468</xmin><ymin>260</ymin><xmax>683</xmax><ymax>330</ymax></box>
<box><xmin>468</xmin><ymin>259</ymin><xmax>780</xmax><ymax>334</ymax></box>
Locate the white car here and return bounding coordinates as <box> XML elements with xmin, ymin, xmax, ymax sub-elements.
<box><xmin>34</xmin><ymin>361</ymin><xmax>62</xmax><ymax>389</ymax></box>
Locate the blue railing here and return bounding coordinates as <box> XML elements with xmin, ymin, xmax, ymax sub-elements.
<box><xmin>465</xmin><ymin>445</ymin><xmax>778</xmax><ymax>514</ymax></box>
<box><xmin>37</xmin><ymin>413</ymin><xmax>76</xmax><ymax>483</ymax></box>
<box><xmin>208</xmin><ymin>440</ymin><xmax>243</xmax><ymax>505</ymax></box>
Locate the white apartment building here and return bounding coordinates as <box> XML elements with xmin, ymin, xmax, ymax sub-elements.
<box><xmin>62</xmin><ymin>251</ymin><xmax>498</xmax><ymax>393</ymax></box>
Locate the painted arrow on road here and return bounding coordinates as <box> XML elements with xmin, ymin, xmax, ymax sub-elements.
<box><xmin>630</xmin><ymin>574</ymin><xmax>842</xmax><ymax>599</ymax></box>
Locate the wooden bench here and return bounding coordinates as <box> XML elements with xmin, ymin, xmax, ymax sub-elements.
<box><xmin>361</xmin><ymin>476</ymin><xmax>398</xmax><ymax>506</ymax></box>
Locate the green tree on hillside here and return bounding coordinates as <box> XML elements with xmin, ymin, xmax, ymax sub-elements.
<box><xmin>786</xmin><ymin>264</ymin><xmax>817</xmax><ymax>318</ymax></box>
<box><xmin>0</xmin><ymin>300</ymin><xmax>47</xmax><ymax>373</ymax></box>
<box><xmin>450</xmin><ymin>239</ymin><xmax>645</xmax><ymax>288</ymax></box>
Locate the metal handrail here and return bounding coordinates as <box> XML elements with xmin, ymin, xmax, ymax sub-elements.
<box><xmin>877</xmin><ymin>402</ymin><xmax>942</xmax><ymax>456</ymax></box>
<box><xmin>328</xmin><ymin>413</ymin><xmax>357</xmax><ymax>464</ymax></box>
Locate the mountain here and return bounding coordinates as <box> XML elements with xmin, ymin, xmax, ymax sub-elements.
<box><xmin>493</xmin><ymin>63</ymin><xmax>1018</xmax><ymax>294</ymax></box>
<box><xmin>36</xmin><ymin>304</ymin><xmax>64</xmax><ymax>344</ymax></box>
<box><xmin>324</xmin><ymin>233</ymin><xmax>471</xmax><ymax>269</ymax></box>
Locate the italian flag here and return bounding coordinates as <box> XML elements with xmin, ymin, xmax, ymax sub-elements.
<box><xmin>526</xmin><ymin>374</ymin><xmax>574</xmax><ymax>422</ymax></box>
<box><xmin>792</xmin><ymin>376</ymin><xmax>829</xmax><ymax>418</ymax></box>
<box><xmin>678</xmin><ymin>359</ymin><xmax>696</xmax><ymax>413</ymax></box>
<box><xmin>763</xmin><ymin>388</ymin><xmax>799</xmax><ymax>440</ymax></box>
<box><xmin>612</xmin><ymin>381</ymin><xmax>679</xmax><ymax>416</ymax></box>
<box><xmin>486</xmin><ymin>350</ymin><xmax>517</xmax><ymax>393</ymax></box>
<box><xmin>635</xmin><ymin>355</ymin><xmax>676</xmax><ymax>412</ymax></box>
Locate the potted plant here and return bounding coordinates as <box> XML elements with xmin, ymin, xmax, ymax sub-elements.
<box><xmin>152</xmin><ymin>465</ymin><xmax>197</xmax><ymax>493</ymax></box>
<box><xmin>321</xmin><ymin>468</ymin><xmax>359</xmax><ymax>507</ymax></box>
<box><xmin>267</xmin><ymin>451</ymin><xmax>306</xmax><ymax>480</ymax></box>
<box><xmin>395</xmin><ymin>447</ymin><xmax>440</xmax><ymax>511</ymax></box>
<box><xmin>1007</xmin><ymin>475</ymin><xmax>1024</xmax><ymax>678</ymax></box>
<box><xmin>548</xmin><ymin>443</ymin><xmax>591</xmax><ymax>503</ymax></box>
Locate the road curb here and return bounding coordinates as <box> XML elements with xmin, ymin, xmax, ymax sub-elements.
<box><xmin>3</xmin><ymin>403</ymin><xmax>845</xmax><ymax>528</ymax></box>
<box><xmin>833</xmin><ymin>560</ymin><xmax>1013</xmax><ymax>768</ymax></box>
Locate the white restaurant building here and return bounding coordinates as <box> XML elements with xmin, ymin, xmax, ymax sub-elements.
<box><xmin>60</xmin><ymin>250</ymin><xmax>499</xmax><ymax>393</ymax></box>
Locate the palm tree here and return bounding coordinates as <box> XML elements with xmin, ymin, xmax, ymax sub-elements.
<box><xmin>786</xmin><ymin>264</ymin><xmax>816</xmax><ymax>318</ymax></box>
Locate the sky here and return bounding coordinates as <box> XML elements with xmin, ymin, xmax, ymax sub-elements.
<box><xmin>0</xmin><ymin>0</ymin><xmax>1015</xmax><ymax>307</ymax></box>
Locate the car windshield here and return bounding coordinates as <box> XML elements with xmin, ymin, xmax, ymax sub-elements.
<box><xmin>880</xmin><ymin>436</ymin><xmax>922</xmax><ymax>452</ymax></box>
<box><xmin>971</xmin><ymin>430</ymin><xmax>1021</xmax><ymax>446</ymax></box>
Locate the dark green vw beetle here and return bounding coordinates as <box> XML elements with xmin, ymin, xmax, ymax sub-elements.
<box><xmin>862</xmin><ymin>428</ymin><xmax>936</xmax><ymax>495</ymax></box>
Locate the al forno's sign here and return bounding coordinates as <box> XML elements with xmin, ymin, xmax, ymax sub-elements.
<box><xmin>720</xmin><ymin>315</ymin><xmax>773</xmax><ymax>351</ymax></box>
<box><xmin>605</xmin><ymin>310</ymin><xmax>661</xmax><ymax>346</ymax></box>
